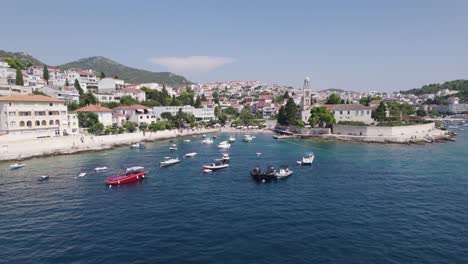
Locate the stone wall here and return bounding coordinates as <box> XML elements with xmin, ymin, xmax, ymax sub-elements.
<box><xmin>275</xmin><ymin>125</ymin><xmax>331</xmax><ymax>135</ymax></box>
<box><xmin>332</xmin><ymin>123</ymin><xmax>436</xmax><ymax>137</ymax></box>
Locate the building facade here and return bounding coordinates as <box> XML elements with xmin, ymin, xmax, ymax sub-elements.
<box><xmin>75</xmin><ymin>105</ymin><xmax>113</xmax><ymax>127</ymax></box>
<box><xmin>153</xmin><ymin>105</ymin><xmax>215</xmax><ymax>121</ymax></box>
<box><xmin>0</xmin><ymin>95</ymin><xmax>76</xmax><ymax>140</ymax></box>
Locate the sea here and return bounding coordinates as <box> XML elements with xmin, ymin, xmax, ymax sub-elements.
<box><xmin>0</xmin><ymin>128</ymin><xmax>467</xmax><ymax>263</ymax></box>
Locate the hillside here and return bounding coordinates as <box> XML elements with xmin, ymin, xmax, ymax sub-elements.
<box><xmin>59</xmin><ymin>56</ymin><xmax>192</xmax><ymax>86</ymax></box>
<box><xmin>0</xmin><ymin>50</ymin><xmax>44</xmax><ymax>68</ymax></box>
<box><xmin>402</xmin><ymin>80</ymin><xmax>468</xmax><ymax>103</ymax></box>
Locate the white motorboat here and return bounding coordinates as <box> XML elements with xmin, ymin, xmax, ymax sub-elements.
<box><xmin>274</xmin><ymin>167</ymin><xmax>294</xmax><ymax>178</ymax></box>
<box><xmin>169</xmin><ymin>144</ymin><xmax>177</xmax><ymax>151</ymax></box>
<box><xmin>10</xmin><ymin>163</ymin><xmax>26</xmax><ymax>170</ymax></box>
<box><xmin>202</xmin><ymin>134</ymin><xmax>207</xmax><ymax>138</ymax></box>
<box><xmin>203</xmin><ymin>162</ymin><xmax>229</xmax><ymax>171</ymax></box>
<box><xmin>222</xmin><ymin>153</ymin><xmax>230</xmax><ymax>163</ymax></box>
<box><xmin>94</xmin><ymin>167</ymin><xmax>108</xmax><ymax>172</ymax></box>
<box><xmin>160</xmin><ymin>157</ymin><xmax>180</xmax><ymax>167</ymax></box>
<box><xmin>183</xmin><ymin>139</ymin><xmax>191</xmax><ymax>143</ymax></box>
<box><xmin>251</xmin><ymin>135</ymin><xmax>256</xmax><ymax>139</ymax></box>
<box><xmin>256</xmin><ymin>152</ymin><xmax>261</xmax><ymax>157</ymax></box>
<box><xmin>299</xmin><ymin>151</ymin><xmax>315</xmax><ymax>165</ymax></box>
<box><xmin>130</xmin><ymin>142</ymin><xmax>145</xmax><ymax>149</ymax></box>
<box><xmin>38</xmin><ymin>175</ymin><xmax>49</xmax><ymax>181</ymax></box>
<box><xmin>185</xmin><ymin>152</ymin><xmax>198</xmax><ymax>158</ymax></box>
<box><xmin>243</xmin><ymin>134</ymin><xmax>253</xmax><ymax>142</ymax></box>
<box><xmin>202</xmin><ymin>138</ymin><xmax>214</xmax><ymax>144</ymax></box>
<box><xmin>78</xmin><ymin>172</ymin><xmax>86</xmax><ymax>177</ymax></box>
<box><xmin>228</xmin><ymin>136</ymin><xmax>236</xmax><ymax>143</ymax></box>
<box><xmin>217</xmin><ymin>141</ymin><xmax>231</xmax><ymax>149</ymax></box>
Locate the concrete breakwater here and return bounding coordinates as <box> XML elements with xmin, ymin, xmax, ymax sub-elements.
<box><xmin>0</xmin><ymin>128</ymin><xmax>218</xmax><ymax>161</ymax></box>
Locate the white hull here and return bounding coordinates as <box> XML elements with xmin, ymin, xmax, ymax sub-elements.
<box><xmin>160</xmin><ymin>159</ymin><xmax>180</xmax><ymax>167</ymax></box>
<box><xmin>203</xmin><ymin>164</ymin><xmax>229</xmax><ymax>170</ymax></box>
<box><xmin>10</xmin><ymin>163</ymin><xmax>26</xmax><ymax>170</ymax></box>
<box><xmin>185</xmin><ymin>152</ymin><xmax>197</xmax><ymax>157</ymax></box>
<box><xmin>94</xmin><ymin>167</ymin><xmax>108</xmax><ymax>172</ymax></box>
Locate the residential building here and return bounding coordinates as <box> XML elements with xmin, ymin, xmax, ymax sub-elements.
<box><xmin>98</xmin><ymin>77</ymin><xmax>125</xmax><ymax>93</ymax></box>
<box><xmin>115</xmin><ymin>88</ymin><xmax>146</xmax><ymax>102</ymax></box>
<box><xmin>0</xmin><ymin>85</ymin><xmax>32</xmax><ymax>96</ymax></box>
<box><xmin>113</xmin><ymin>104</ymin><xmax>156</xmax><ymax>125</ymax></box>
<box><xmin>448</xmin><ymin>97</ymin><xmax>468</xmax><ymax>114</ymax></box>
<box><xmin>37</xmin><ymin>85</ymin><xmax>80</xmax><ymax>103</ymax></box>
<box><xmin>0</xmin><ymin>95</ymin><xmax>74</xmax><ymax>140</ymax></box>
<box><xmin>153</xmin><ymin>105</ymin><xmax>215</xmax><ymax>121</ymax></box>
<box><xmin>95</xmin><ymin>93</ymin><xmax>120</xmax><ymax>103</ymax></box>
<box><xmin>66</xmin><ymin>69</ymin><xmax>98</xmax><ymax>93</ymax></box>
<box><xmin>325</xmin><ymin>104</ymin><xmax>374</xmax><ymax>124</ymax></box>
<box><xmin>75</xmin><ymin>105</ymin><xmax>113</xmax><ymax>127</ymax></box>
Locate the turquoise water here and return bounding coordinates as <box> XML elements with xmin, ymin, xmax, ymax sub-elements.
<box><xmin>0</xmin><ymin>130</ymin><xmax>467</xmax><ymax>263</ymax></box>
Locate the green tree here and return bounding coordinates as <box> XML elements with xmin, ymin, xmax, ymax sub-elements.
<box><xmin>123</xmin><ymin>121</ymin><xmax>137</xmax><ymax>133</ymax></box>
<box><xmin>160</xmin><ymin>112</ymin><xmax>173</xmax><ymax>120</ymax></box>
<box><xmin>277</xmin><ymin>106</ymin><xmax>287</xmax><ymax>125</ymax></box>
<box><xmin>173</xmin><ymin>108</ymin><xmax>185</xmax><ymax>129</ymax></box>
<box><xmin>120</xmin><ymin>96</ymin><xmax>139</xmax><ymax>106</ymax></box>
<box><xmin>372</xmin><ymin>101</ymin><xmax>387</xmax><ymax>121</ymax></box>
<box><xmin>79</xmin><ymin>92</ymin><xmax>98</xmax><ymax>106</ymax></box>
<box><xmin>88</xmin><ymin>123</ymin><xmax>104</xmax><ymax>134</ymax></box>
<box><xmin>100</xmin><ymin>71</ymin><xmax>106</xmax><ymax>79</ymax></box>
<box><xmin>308</xmin><ymin>106</ymin><xmax>336</xmax><ymax>128</ymax></box>
<box><xmin>194</xmin><ymin>96</ymin><xmax>202</xmax><ymax>108</ymax></box>
<box><xmin>65</xmin><ymin>79</ymin><xmax>69</xmax><ymax>86</ymax></box>
<box><xmin>78</xmin><ymin>112</ymin><xmax>99</xmax><ymax>128</ymax></box>
<box><xmin>326</xmin><ymin>93</ymin><xmax>341</xmax><ymax>104</ymax></box>
<box><xmin>284</xmin><ymin>98</ymin><xmax>298</xmax><ymax>126</ymax></box>
<box><xmin>15</xmin><ymin>68</ymin><xmax>24</xmax><ymax>85</ymax></box>
<box><xmin>284</xmin><ymin>91</ymin><xmax>290</xmax><ymax>99</ymax></box>
<box><xmin>74</xmin><ymin>79</ymin><xmax>84</xmax><ymax>95</ymax></box>
<box><xmin>224</xmin><ymin>106</ymin><xmax>238</xmax><ymax>116</ymax></box>
<box><xmin>43</xmin><ymin>65</ymin><xmax>49</xmax><ymax>82</ymax></box>
<box><xmin>416</xmin><ymin>109</ymin><xmax>427</xmax><ymax>117</ymax></box>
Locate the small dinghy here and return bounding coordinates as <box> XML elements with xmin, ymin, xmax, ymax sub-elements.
<box><xmin>299</xmin><ymin>151</ymin><xmax>315</xmax><ymax>165</ymax></box>
<box><xmin>185</xmin><ymin>152</ymin><xmax>198</xmax><ymax>158</ymax></box>
<box><xmin>94</xmin><ymin>167</ymin><xmax>108</xmax><ymax>172</ymax></box>
<box><xmin>38</xmin><ymin>175</ymin><xmax>49</xmax><ymax>181</ymax></box>
<box><xmin>228</xmin><ymin>136</ymin><xmax>236</xmax><ymax>143</ymax></box>
<box><xmin>202</xmin><ymin>138</ymin><xmax>214</xmax><ymax>144</ymax></box>
<box><xmin>217</xmin><ymin>141</ymin><xmax>231</xmax><ymax>149</ymax></box>
<box><xmin>169</xmin><ymin>144</ymin><xmax>177</xmax><ymax>151</ymax></box>
<box><xmin>78</xmin><ymin>172</ymin><xmax>86</xmax><ymax>177</ymax></box>
<box><xmin>183</xmin><ymin>139</ymin><xmax>191</xmax><ymax>143</ymax></box>
<box><xmin>10</xmin><ymin>163</ymin><xmax>26</xmax><ymax>170</ymax></box>
<box><xmin>256</xmin><ymin>152</ymin><xmax>261</xmax><ymax>157</ymax></box>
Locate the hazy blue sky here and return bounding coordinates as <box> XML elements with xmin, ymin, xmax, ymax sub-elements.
<box><xmin>2</xmin><ymin>0</ymin><xmax>467</xmax><ymax>91</ymax></box>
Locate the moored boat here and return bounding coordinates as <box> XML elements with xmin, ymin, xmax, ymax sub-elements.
<box><xmin>217</xmin><ymin>141</ymin><xmax>231</xmax><ymax>149</ymax></box>
<box><xmin>185</xmin><ymin>152</ymin><xmax>197</xmax><ymax>158</ymax></box>
<box><xmin>203</xmin><ymin>161</ymin><xmax>229</xmax><ymax>171</ymax></box>
<box><xmin>243</xmin><ymin>134</ymin><xmax>253</xmax><ymax>142</ymax></box>
<box><xmin>228</xmin><ymin>136</ymin><xmax>236</xmax><ymax>143</ymax></box>
<box><xmin>10</xmin><ymin>163</ymin><xmax>26</xmax><ymax>170</ymax></box>
<box><xmin>94</xmin><ymin>167</ymin><xmax>108</xmax><ymax>172</ymax></box>
<box><xmin>183</xmin><ymin>139</ymin><xmax>191</xmax><ymax>143</ymax></box>
<box><xmin>130</xmin><ymin>142</ymin><xmax>145</xmax><ymax>149</ymax></box>
<box><xmin>300</xmin><ymin>151</ymin><xmax>315</xmax><ymax>165</ymax></box>
<box><xmin>250</xmin><ymin>166</ymin><xmax>276</xmax><ymax>182</ymax></box>
<box><xmin>160</xmin><ymin>157</ymin><xmax>180</xmax><ymax>167</ymax></box>
<box><xmin>169</xmin><ymin>144</ymin><xmax>177</xmax><ymax>151</ymax></box>
<box><xmin>78</xmin><ymin>172</ymin><xmax>86</xmax><ymax>177</ymax></box>
<box><xmin>274</xmin><ymin>166</ymin><xmax>293</xmax><ymax>178</ymax></box>
<box><xmin>38</xmin><ymin>175</ymin><xmax>49</xmax><ymax>181</ymax></box>
<box><xmin>202</xmin><ymin>138</ymin><xmax>214</xmax><ymax>144</ymax></box>
<box><xmin>105</xmin><ymin>166</ymin><xmax>146</xmax><ymax>185</ymax></box>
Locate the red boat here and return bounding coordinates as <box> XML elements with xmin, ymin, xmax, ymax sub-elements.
<box><xmin>105</xmin><ymin>166</ymin><xmax>147</xmax><ymax>185</ymax></box>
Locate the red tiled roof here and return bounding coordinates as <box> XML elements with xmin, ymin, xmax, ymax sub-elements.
<box><xmin>113</xmin><ymin>104</ymin><xmax>151</xmax><ymax>110</ymax></box>
<box><xmin>76</xmin><ymin>105</ymin><xmax>112</xmax><ymax>112</ymax></box>
<box><xmin>0</xmin><ymin>95</ymin><xmax>65</xmax><ymax>103</ymax></box>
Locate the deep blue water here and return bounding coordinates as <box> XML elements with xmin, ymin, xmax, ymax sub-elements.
<box><xmin>1</xmin><ymin>130</ymin><xmax>467</xmax><ymax>263</ymax></box>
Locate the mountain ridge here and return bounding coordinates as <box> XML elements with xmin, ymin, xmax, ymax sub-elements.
<box><xmin>0</xmin><ymin>50</ymin><xmax>192</xmax><ymax>86</ymax></box>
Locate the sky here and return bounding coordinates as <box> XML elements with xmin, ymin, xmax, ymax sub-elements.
<box><xmin>2</xmin><ymin>0</ymin><xmax>468</xmax><ymax>91</ymax></box>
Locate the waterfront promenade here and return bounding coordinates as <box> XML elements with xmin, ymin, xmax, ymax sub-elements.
<box><xmin>0</xmin><ymin>128</ymin><xmax>218</xmax><ymax>161</ymax></box>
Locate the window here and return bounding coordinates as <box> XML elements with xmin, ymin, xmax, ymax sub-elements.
<box><xmin>35</xmin><ymin>120</ymin><xmax>40</xmax><ymax>126</ymax></box>
<box><xmin>26</xmin><ymin>121</ymin><xmax>32</xmax><ymax>127</ymax></box>
<box><xmin>49</xmin><ymin>103</ymin><xmax>53</xmax><ymax>106</ymax></box>
<box><xmin>10</xmin><ymin>121</ymin><xmax>16</xmax><ymax>127</ymax></box>
<box><xmin>49</xmin><ymin>120</ymin><xmax>54</xmax><ymax>125</ymax></box>
<box><xmin>42</xmin><ymin>120</ymin><xmax>46</xmax><ymax>126</ymax></box>
<box><xmin>8</xmin><ymin>112</ymin><xmax>16</xmax><ymax>116</ymax></box>
<box><xmin>140</xmin><ymin>116</ymin><xmax>143</xmax><ymax>119</ymax></box>
<box><xmin>348</xmin><ymin>111</ymin><xmax>350</xmax><ymax>114</ymax></box>
<box><xmin>20</xmin><ymin>121</ymin><xmax>25</xmax><ymax>127</ymax></box>
<box><xmin>55</xmin><ymin>120</ymin><xmax>60</xmax><ymax>125</ymax></box>
<box><xmin>367</xmin><ymin>111</ymin><xmax>370</xmax><ymax>115</ymax></box>
<box><xmin>340</xmin><ymin>111</ymin><xmax>343</xmax><ymax>115</ymax></box>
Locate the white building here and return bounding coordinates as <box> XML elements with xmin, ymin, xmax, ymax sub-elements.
<box><xmin>98</xmin><ymin>77</ymin><xmax>125</xmax><ymax>93</ymax></box>
<box><xmin>75</xmin><ymin>105</ymin><xmax>113</xmax><ymax>127</ymax></box>
<box><xmin>37</xmin><ymin>85</ymin><xmax>80</xmax><ymax>103</ymax></box>
<box><xmin>95</xmin><ymin>93</ymin><xmax>120</xmax><ymax>103</ymax></box>
<box><xmin>153</xmin><ymin>105</ymin><xmax>215</xmax><ymax>122</ymax></box>
<box><xmin>448</xmin><ymin>97</ymin><xmax>468</xmax><ymax>114</ymax></box>
<box><xmin>326</xmin><ymin>104</ymin><xmax>374</xmax><ymax>124</ymax></box>
<box><xmin>0</xmin><ymin>85</ymin><xmax>32</xmax><ymax>96</ymax></box>
<box><xmin>0</xmin><ymin>95</ymin><xmax>76</xmax><ymax>140</ymax></box>
<box><xmin>66</xmin><ymin>69</ymin><xmax>98</xmax><ymax>93</ymax></box>
<box><xmin>113</xmin><ymin>104</ymin><xmax>156</xmax><ymax>125</ymax></box>
<box><xmin>115</xmin><ymin>88</ymin><xmax>146</xmax><ymax>102</ymax></box>
<box><xmin>0</xmin><ymin>60</ymin><xmax>16</xmax><ymax>85</ymax></box>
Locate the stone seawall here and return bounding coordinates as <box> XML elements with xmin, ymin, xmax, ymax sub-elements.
<box><xmin>0</xmin><ymin>128</ymin><xmax>218</xmax><ymax>161</ymax></box>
